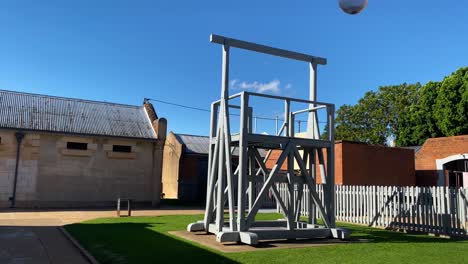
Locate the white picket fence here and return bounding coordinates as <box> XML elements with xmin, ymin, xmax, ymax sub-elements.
<box><xmin>277</xmin><ymin>184</ymin><xmax>468</xmax><ymax>237</ymax></box>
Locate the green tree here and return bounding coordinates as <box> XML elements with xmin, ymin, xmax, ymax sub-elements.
<box><xmin>434</xmin><ymin>67</ymin><xmax>468</xmax><ymax>136</ymax></box>
<box><xmin>335</xmin><ymin>84</ymin><xmax>419</xmax><ymax>145</ymax></box>
<box><xmin>320</xmin><ymin>124</ymin><xmax>329</xmax><ymax>140</ymax></box>
<box><xmin>379</xmin><ymin>83</ymin><xmax>420</xmax><ymax>140</ymax></box>
<box><xmin>334</xmin><ymin>67</ymin><xmax>468</xmax><ymax>146</ymax></box>
<box><xmin>397</xmin><ymin>81</ymin><xmax>442</xmax><ymax>146</ymax></box>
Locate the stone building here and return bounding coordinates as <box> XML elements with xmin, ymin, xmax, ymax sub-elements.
<box><xmin>162</xmin><ymin>133</ymin><xmax>209</xmax><ymax>202</ymax></box>
<box><xmin>414</xmin><ymin>135</ymin><xmax>468</xmax><ymax>187</ymax></box>
<box><xmin>0</xmin><ymin>90</ymin><xmax>166</xmax><ymax>208</ymax></box>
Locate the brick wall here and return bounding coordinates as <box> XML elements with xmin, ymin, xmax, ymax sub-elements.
<box><xmin>341</xmin><ymin>141</ymin><xmax>415</xmax><ymax>186</ymax></box>
<box><xmin>266</xmin><ymin>141</ymin><xmax>415</xmax><ymax>186</ymax></box>
<box><xmin>178</xmin><ymin>155</ymin><xmax>208</xmax><ymax>201</ymax></box>
<box><xmin>415</xmin><ymin>135</ymin><xmax>468</xmax><ymax>186</ymax></box>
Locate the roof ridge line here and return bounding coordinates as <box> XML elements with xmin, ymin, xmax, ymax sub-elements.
<box><xmin>0</xmin><ymin>89</ymin><xmax>141</xmax><ymax>108</ymax></box>
<box><xmin>175</xmin><ymin>133</ymin><xmax>209</xmax><ymax>138</ymax></box>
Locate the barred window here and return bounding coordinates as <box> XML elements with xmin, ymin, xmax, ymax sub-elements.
<box><xmin>113</xmin><ymin>145</ymin><xmax>132</xmax><ymax>153</ymax></box>
<box><xmin>67</xmin><ymin>142</ymin><xmax>88</xmax><ymax>150</ymax></box>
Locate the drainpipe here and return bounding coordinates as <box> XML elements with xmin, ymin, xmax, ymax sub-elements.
<box><xmin>10</xmin><ymin>132</ymin><xmax>24</xmax><ymax>208</ymax></box>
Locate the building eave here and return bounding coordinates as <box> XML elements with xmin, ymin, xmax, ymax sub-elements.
<box><xmin>0</xmin><ymin>127</ymin><xmax>160</xmax><ymax>142</ymax></box>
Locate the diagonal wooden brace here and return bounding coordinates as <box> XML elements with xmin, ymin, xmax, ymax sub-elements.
<box><xmin>292</xmin><ymin>145</ymin><xmax>331</xmax><ymax>227</ymax></box>
<box><xmin>246</xmin><ymin>143</ymin><xmax>292</xmax><ymax>227</ymax></box>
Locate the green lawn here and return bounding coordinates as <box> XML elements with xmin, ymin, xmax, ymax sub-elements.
<box><xmin>65</xmin><ymin>214</ymin><xmax>468</xmax><ymax>264</ymax></box>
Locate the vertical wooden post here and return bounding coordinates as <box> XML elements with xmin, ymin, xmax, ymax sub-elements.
<box><xmin>285</xmin><ymin>100</ymin><xmax>290</xmax><ymax>137</ymax></box>
<box><xmin>249</xmin><ymin>150</ymin><xmax>255</xmax><ymax>211</ymax></box>
<box><xmin>307</xmin><ymin>63</ymin><xmax>318</xmax><ymax>138</ymax></box>
<box><xmin>308</xmin><ymin>148</ymin><xmax>316</xmax><ymax>224</ymax></box>
<box><xmin>247</xmin><ymin>108</ymin><xmax>254</xmax><ymax>211</ymax></box>
<box><xmin>204</xmin><ymin>103</ymin><xmax>219</xmax><ymax>228</ymax></box>
<box><xmin>215</xmin><ymin>44</ymin><xmax>230</xmax><ymax>232</ymax></box>
<box><xmin>237</xmin><ymin>93</ymin><xmax>249</xmax><ymax>231</ymax></box>
<box><xmin>327</xmin><ymin>105</ymin><xmax>336</xmax><ymax>227</ymax></box>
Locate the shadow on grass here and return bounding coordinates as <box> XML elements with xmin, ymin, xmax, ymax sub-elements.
<box><xmin>64</xmin><ymin>214</ymin><xmax>466</xmax><ymax>264</ymax></box>
<box><xmin>65</xmin><ymin>222</ymin><xmax>237</xmax><ymax>264</ymax></box>
<box><xmin>343</xmin><ymin>223</ymin><xmax>464</xmax><ymax>243</ymax></box>
<box><xmin>302</xmin><ymin>217</ymin><xmax>465</xmax><ymax>243</ymax></box>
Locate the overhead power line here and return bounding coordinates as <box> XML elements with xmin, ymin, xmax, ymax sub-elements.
<box><xmin>146</xmin><ymin>98</ymin><xmax>211</xmax><ymax>113</ymax></box>
<box><xmin>146</xmin><ymin>97</ymin><xmax>327</xmax><ymax>124</ymax></box>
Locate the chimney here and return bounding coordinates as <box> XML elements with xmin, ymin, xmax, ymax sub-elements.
<box><xmin>143</xmin><ymin>99</ymin><xmax>158</xmax><ymax>121</ymax></box>
<box><xmin>143</xmin><ymin>99</ymin><xmax>166</xmax><ymax>140</ymax></box>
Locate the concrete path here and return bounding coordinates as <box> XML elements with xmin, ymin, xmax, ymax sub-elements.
<box><xmin>0</xmin><ymin>207</ymin><xmax>204</xmax><ymax>264</ymax></box>
<box><xmin>0</xmin><ymin>207</ymin><xmax>204</xmax><ymax>226</ymax></box>
<box><xmin>0</xmin><ymin>226</ymin><xmax>88</xmax><ymax>264</ymax></box>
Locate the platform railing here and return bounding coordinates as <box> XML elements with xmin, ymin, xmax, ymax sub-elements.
<box><xmin>212</xmin><ymin>91</ymin><xmax>334</xmax><ymax>141</ymax></box>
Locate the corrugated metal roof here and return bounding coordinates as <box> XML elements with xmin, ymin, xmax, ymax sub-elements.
<box><xmin>402</xmin><ymin>145</ymin><xmax>422</xmax><ymax>153</ymax></box>
<box><xmin>174</xmin><ymin>134</ymin><xmax>210</xmax><ymax>154</ymax></box>
<box><xmin>174</xmin><ymin>133</ymin><xmax>266</xmax><ymax>157</ymax></box>
<box><xmin>0</xmin><ymin>90</ymin><xmax>157</xmax><ymax>139</ymax></box>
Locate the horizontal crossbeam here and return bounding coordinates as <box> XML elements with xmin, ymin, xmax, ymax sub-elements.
<box><xmin>210</xmin><ymin>34</ymin><xmax>327</xmax><ymax>65</ymax></box>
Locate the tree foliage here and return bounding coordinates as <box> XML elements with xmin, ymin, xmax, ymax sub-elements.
<box><xmin>397</xmin><ymin>81</ymin><xmax>442</xmax><ymax>146</ymax></box>
<box><xmin>434</xmin><ymin>67</ymin><xmax>468</xmax><ymax>136</ymax></box>
<box><xmin>335</xmin><ymin>83</ymin><xmax>419</xmax><ymax>145</ymax></box>
<box><xmin>335</xmin><ymin>67</ymin><xmax>468</xmax><ymax>146</ymax></box>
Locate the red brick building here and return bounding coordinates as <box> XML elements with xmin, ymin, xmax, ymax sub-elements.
<box><xmin>415</xmin><ymin>135</ymin><xmax>468</xmax><ymax>187</ymax></box>
<box><xmin>266</xmin><ymin>140</ymin><xmax>416</xmax><ymax>186</ymax></box>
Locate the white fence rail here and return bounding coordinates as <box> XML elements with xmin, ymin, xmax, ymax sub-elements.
<box><xmin>277</xmin><ymin>184</ymin><xmax>468</xmax><ymax>237</ymax></box>
<box><xmin>255</xmin><ymin>184</ymin><xmax>277</xmax><ymax>208</ymax></box>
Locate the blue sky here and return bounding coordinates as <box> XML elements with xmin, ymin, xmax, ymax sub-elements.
<box><xmin>1</xmin><ymin>1</ymin><xmax>467</xmax><ymax>136</ymax></box>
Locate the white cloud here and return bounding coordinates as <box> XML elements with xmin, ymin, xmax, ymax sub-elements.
<box><xmin>229</xmin><ymin>79</ymin><xmax>239</xmax><ymax>87</ymax></box>
<box><xmin>230</xmin><ymin>79</ymin><xmax>290</xmax><ymax>94</ymax></box>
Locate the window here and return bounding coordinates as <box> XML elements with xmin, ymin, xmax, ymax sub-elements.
<box><xmin>67</xmin><ymin>142</ymin><xmax>88</xmax><ymax>150</ymax></box>
<box><xmin>113</xmin><ymin>145</ymin><xmax>132</xmax><ymax>153</ymax></box>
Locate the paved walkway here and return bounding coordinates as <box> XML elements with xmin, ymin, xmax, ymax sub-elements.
<box><xmin>0</xmin><ymin>226</ymin><xmax>89</xmax><ymax>264</ymax></box>
<box><xmin>0</xmin><ymin>207</ymin><xmax>204</xmax><ymax>264</ymax></box>
<box><xmin>0</xmin><ymin>207</ymin><xmax>204</xmax><ymax>226</ymax></box>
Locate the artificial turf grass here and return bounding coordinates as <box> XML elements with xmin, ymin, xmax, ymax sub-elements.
<box><xmin>65</xmin><ymin>214</ymin><xmax>468</xmax><ymax>264</ymax></box>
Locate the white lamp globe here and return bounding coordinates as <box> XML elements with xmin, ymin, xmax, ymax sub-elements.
<box><xmin>338</xmin><ymin>0</ymin><xmax>368</xmax><ymax>15</ymax></box>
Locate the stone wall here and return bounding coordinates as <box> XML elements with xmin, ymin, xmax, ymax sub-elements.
<box><xmin>0</xmin><ymin>131</ymin><xmax>40</xmax><ymax>207</ymax></box>
<box><xmin>161</xmin><ymin>132</ymin><xmax>182</xmax><ymax>199</ymax></box>
<box><xmin>0</xmin><ymin>129</ymin><xmax>163</xmax><ymax>208</ymax></box>
<box><xmin>162</xmin><ymin>132</ymin><xmax>233</xmax><ymax>202</ymax></box>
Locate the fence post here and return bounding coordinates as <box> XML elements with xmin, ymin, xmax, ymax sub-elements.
<box><xmin>274</xmin><ymin>184</ymin><xmax>468</xmax><ymax>236</ymax></box>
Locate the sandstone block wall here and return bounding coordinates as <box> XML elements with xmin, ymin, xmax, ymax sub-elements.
<box><xmin>0</xmin><ymin>130</ymin><xmax>162</xmax><ymax>208</ymax></box>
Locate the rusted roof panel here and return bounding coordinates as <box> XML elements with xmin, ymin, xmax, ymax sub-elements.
<box><xmin>0</xmin><ymin>90</ymin><xmax>157</xmax><ymax>139</ymax></box>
